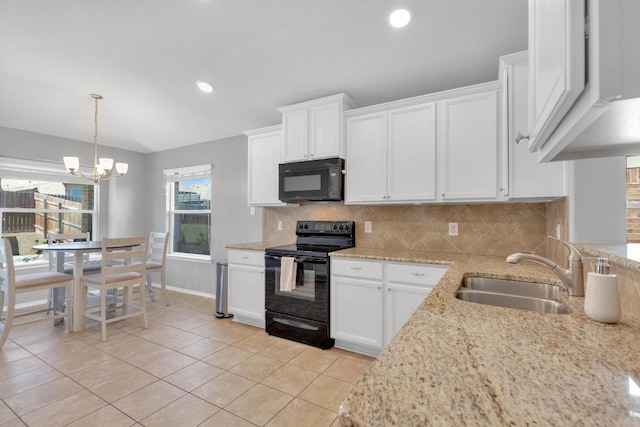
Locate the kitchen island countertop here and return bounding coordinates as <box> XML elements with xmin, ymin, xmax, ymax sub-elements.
<box><xmin>331</xmin><ymin>247</ymin><xmax>640</xmax><ymax>426</ymax></box>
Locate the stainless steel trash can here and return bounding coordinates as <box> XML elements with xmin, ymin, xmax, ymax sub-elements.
<box><xmin>215</xmin><ymin>260</ymin><xmax>233</xmax><ymax>318</ymax></box>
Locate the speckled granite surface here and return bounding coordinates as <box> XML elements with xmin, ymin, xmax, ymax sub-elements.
<box><xmin>333</xmin><ymin>248</ymin><xmax>640</xmax><ymax>426</ymax></box>
<box><xmin>226</xmin><ymin>242</ymin><xmax>283</xmax><ymax>251</ymax></box>
<box><xmin>574</xmin><ymin>243</ymin><xmax>640</xmax><ymax>272</ymax></box>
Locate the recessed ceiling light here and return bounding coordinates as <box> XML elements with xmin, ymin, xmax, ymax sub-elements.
<box><xmin>389</xmin><ymin>7</ymin><xmax>412</xmax><ymax>28</ymax></box>
<box><xmin>196</xmin><ymin>80</ymin><xmax>214</xmax><ymax>93</ymax></box>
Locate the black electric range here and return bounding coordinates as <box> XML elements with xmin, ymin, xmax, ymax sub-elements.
<box><xmin>264</xmin><ymin>220</ymin><xmax>355</xmax><ymax>349</ymax></box>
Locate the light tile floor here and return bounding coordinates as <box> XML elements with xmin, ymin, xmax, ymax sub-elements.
<box><xmin>0</xmin><ymin>291</ymin><xmax>374</xmax><ymax>426</ymax></box>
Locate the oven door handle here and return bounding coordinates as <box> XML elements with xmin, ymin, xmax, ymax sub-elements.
<box><xmin>273</xmin><ymin>317</ymin><xmax>320</xmax><ymax>331</ymax></box>
<box><xmin>265</xmin><ymin>254</ymin><xmax>326</xmax><ymax>264</ymax></box>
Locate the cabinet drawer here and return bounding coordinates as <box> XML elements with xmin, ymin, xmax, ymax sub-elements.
<box><xmin>387</xmin><ymin>263</ymin><xmax>447</xmax><ymax>286</ymax></box>
<box><xmin>331</xmin><ymin>258</ymin><xmax>383</xmax><ymax>280</ymax></box>
<box><xmin>228</xmin><ymin>250</ymin><xmax>265</xmax><ymax>267</ymax></box>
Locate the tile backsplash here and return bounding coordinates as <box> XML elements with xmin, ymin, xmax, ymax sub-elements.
<box><xmin>262</xmin><ymin>197</ymin><xmax>640</xmax><ymax>322</ymax></box>
<box><xmin>263</xmin><ymin>202</ymin><xmax>548</xmax><ymax>257</ymax></box>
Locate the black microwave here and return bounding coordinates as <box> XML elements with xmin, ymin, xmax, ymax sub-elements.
<box><xmin>279</xmin><ymin>158</ymin><xmax>344</xmax><ymax>203</ymax></box>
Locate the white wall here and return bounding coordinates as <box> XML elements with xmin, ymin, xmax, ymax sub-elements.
<box><xmin>1</xmin><ymin>126</ymin><xmax>262</xmax><ymax>296</ymax></box>
<box><xmin>147</xmin><ymin>135</ymin><xmax>262</xmax><ymax>295</ymax></box>
<box><xmin>567</xmin><ymin>156</ymin><xmax>627</xmax><ymax>243</ymax></box>
<box><xmin>0</xmin><ymin>126</ymin><xmax>149</xmax><ymax>238</ymax></box>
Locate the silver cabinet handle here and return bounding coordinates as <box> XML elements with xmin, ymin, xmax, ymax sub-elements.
<box><xmin>515</xmin><ymin>132</ymin><xmax>530</xmax><ymax>144</ymax></box>
<box><xmin>412</xmin><ymin>272</ymin><xmax>425</xmax><ymax>276</ymax></box>
<box><xmin>350</xmin><ymin>266</ymin><xmax>362</xmax><ymax>270</ymax></box>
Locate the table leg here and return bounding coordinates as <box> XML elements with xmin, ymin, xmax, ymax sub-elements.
<box><xmin>71</xmin><ymin>252</ymin><xmax>85</xmax><ymax>332</ymax></box>
<box><xmin>52</xmin><ymin>251</ymin><xmax>66</xmax><ymax>326</ymax></box>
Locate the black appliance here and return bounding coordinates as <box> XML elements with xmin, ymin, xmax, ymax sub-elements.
<box><xmin>265</xmin><ymin>220</ymin><xmax>355</xmax><ymax>349</ymax></box>
<box><xmin>278</xmin><ymin>157</ymin><xmax>344</xmax><ymax>203</ymax></box>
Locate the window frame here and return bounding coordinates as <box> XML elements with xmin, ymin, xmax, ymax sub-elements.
<box><xmin>164</xmin><ymin>164</ymin><xmax>212</xmax><ymax>261</ymax></box>
<box><xmin>0</xmin><ymin>157</ymin><xmax>100</xmax><ymax>262</ymax></box>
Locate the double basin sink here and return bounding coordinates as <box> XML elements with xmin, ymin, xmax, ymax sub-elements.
<box><xmin>456</xmin><ymin>277</ymin><xmax>572</xmax><ymax>314</ymax></box>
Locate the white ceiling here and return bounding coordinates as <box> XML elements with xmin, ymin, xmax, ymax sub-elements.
<box><xmin>0</xmin><ymin>0</ymin><xmax>528</xmax><ymax>153</ymax></box>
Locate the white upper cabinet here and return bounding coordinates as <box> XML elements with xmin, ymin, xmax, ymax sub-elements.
<box><xmin>529</xmin><ymin>0</ymin><xmax>640</xmax><ymax>161</ymax></box>
<box><xmin>387</xmin><ymin>104</ymin><xmax>437</xmax><ymax>202</ymax></box>
<box><xmin>528</xmin><ymin>0</ymin><xmax>585</xmax><ymax>152</ymax></box>
<box><xmin>500</xmin><ymin>52</ymin><xmax>566</xmax><ymax>199</ymax></box>
<box><xmin>279</xmin><ymin>93</ymin><xmax>355</xmax><ymax>162</ymax></box>
<box><xmin>245</xmin><ymin>125</ymin><xmax>285</xmax><ymax>206</ymax></box>
<box><xmin>345</xmin><ymin>112</ymin><xmax>388</xmax><ymax>203</ymax></box>
<box><xmin>345</xmin><ymin>103</ymin><xmax>436</xmax><ymax>204</ymax></box>
<box><xmin>281</xmin><ymin>110</ymin><xmax>308</xmax><ymax>162</ymax></box>
<box><xmin>437</xmin><ymin>90</ymin><xmax>499</xmax><ymax>201</ymax></box>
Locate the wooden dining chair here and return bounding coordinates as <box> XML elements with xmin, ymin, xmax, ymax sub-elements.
<box><xmin>146</xmin><ymin>231</ymin><xmax>170</xmax><ymax>305</ymax></box>
<box><xmin>0</xmin><ymin>238</ymin><xmax>73</xmax><ymax>350</ymax></box>
<box><xmin>80</xmin><ymin>236</ymin><xmax>149</xmax><ymax>341</ymax></box>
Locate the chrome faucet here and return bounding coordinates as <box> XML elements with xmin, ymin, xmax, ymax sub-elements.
<box><xmin>506</xmin><ymin>237</ymin><xmax>584</xmax><ymax>296</ymax></box>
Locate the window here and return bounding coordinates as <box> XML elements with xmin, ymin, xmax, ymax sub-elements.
<box><xmin>0</xmin><ymin>157</ymin><xmax>98</xmax><ymax>258</ymax></box>
<box><xmin>165</xmin><ymin>165</ymin><xmax>211</xmax><ymax>257</ymax></box>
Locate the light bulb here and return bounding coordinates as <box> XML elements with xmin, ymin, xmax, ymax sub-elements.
<box><xmin>115</xmin><ymin>163</ymin><xmax>129</xmax><ymax>175</ymax></box>
<box><xmin>99</xmin><ymin>158</ymin><xmax>114</xmax><ymax>172</ymax></box>
<box><xmin>389</xmin><ymin>7</ymin><xmax>412</xmax><ymax>28</ymax></box>
<box><xmin>63</xmin><ymin>157</ymin><xmax>80</xmax><ymax>172</ymax></box>
<box><xmin>196</xmin><ymin>80</ymin><xmax>214</xmax><ymax>93</ymax></box>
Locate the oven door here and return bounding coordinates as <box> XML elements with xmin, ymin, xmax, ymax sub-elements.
<box><xmin>265</xmin><ymin>253</ymin><xmax>329</xmax><ymax>322</ymax></box>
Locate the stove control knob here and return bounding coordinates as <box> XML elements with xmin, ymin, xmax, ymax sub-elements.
<box><xmin>339</xmin><ymin>225</ymin><xmax>344</xmax><ymax>230</ymax></box>
<box><xmin>298</xmin><ymin>224</ymin><xmax>303</xmax><ymax>229</ymax></box>
<box><xmin>304</xmin><ymin>224</ymin><xmax>309</xmax><ymax>229</ymax></box>
<box><xmin>333</xmin><ymin>225</ymin><xmax>338</xmax><ymax>230</ymax></box>
<box><xmin>345</xmin><ymin>224</ymin><xmax>350</xmax><ymax>230</ymax></box>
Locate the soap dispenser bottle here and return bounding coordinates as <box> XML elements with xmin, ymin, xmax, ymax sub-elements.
<box><xmin>584</xmin><ymin>258</ymin><xmax>621</xmax><ymax>323</ymax></box>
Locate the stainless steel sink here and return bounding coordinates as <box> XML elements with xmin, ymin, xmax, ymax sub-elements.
<box><xmin>461</xmin><ymin>277</ymin><xmax>561</xmax><ymax>299</ymax></box>
<box><xmin>456</xmin><ymin>277</ymin><xmax>572</xmax><ymax>314</ymax></box>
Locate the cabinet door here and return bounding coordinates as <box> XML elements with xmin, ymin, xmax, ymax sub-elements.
<box><xmin>528</xmin><ymin>0</ymin><xmax>585</xmax><ymax>151</ymax></box>
<box><xmin>248</xmin><ymin>130</ymin><xmax>285</xmax><ymax>206</ymax></box>
<box><xmin>385</xmin><ymin>283</ymin><xmax>432</xmax><ymax>346</ymax></box>
<box><xmin>345</xmin><ymin>112</ymin><xmax>388</xmax><ymax>203</ymax></box>
<box><xmin>228</xmin><ymin>265</ymin><xmax>265</xmax><ymax>328</ymax></box>
<box><xmin>438</xmin><ymin>91</ymin><xmax>498</xmax><ymax>200</ymax></box>
<box><xmin>505</xmin><ymin>56</ymin><xmax>566</xmax><ymax>198</ymax></box>
<box><xmin>282</xmin><ymin>109</ymin><xmax>308</xmax><ymax>162</ymax></box>
<box><xmin>331</xmin><ymin>276</ymin><xmax>383</xmax><ymax>349</ymax></box>
<box><xmin>387</xmin><ymin>103</ymin><xmax>437</xmax><ymax>202</ymax></box>
<box><xmin>309</xmin><ymin>102</ymin><xmax>341</xmax><ymax>160</ymax></box>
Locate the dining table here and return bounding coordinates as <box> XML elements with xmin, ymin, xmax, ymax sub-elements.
<box><xmin>33</xmin><ymin>240</ymin><xmax>138</xmax><ymax>332</ymax></box>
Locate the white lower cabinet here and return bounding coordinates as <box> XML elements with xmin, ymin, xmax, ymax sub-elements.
<box><xmin>331</xmin><ymin>257</ymin><xmax>448</xmax><ymax>357</ymax></box>
<box><xmin>385</xmin><ymin>262</ymin><xmax>448</xmax><ymax>343</ymax></box>
<box><xmin>331</xmin><ymin>275</ymin><xmax>384</xmax><ymax>351</ymax></box>
<box><xmin>227</xmin><ymin>249</ymin><xmax>265</xmax><ymax>328</ymax></box>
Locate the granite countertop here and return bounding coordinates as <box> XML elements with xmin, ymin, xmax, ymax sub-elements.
<box><xmin>574</xmin><ymin>242</ymin><xmax>640</xmax><ymax>272</ymax></box>
<box><xmin>333</xmin><ymin>248</ymin><xmax>640</xmax><ymax>426</ymax></box>
<box><xmin>226</xmin><ymin>242</ymin><xmax>284</xmax><ymax>251</ymax></box>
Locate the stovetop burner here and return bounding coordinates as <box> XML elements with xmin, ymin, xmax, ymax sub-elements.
<box><xmin>265</xmin><ymin>220</ymin><xmax>355</xmax><ymax>257</ymax></box>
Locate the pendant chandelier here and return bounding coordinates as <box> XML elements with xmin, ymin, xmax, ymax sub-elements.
<box><xmin>63</xmin><ymin>93</ymin><xmax>128</xmax><ymax>183</ymax></box>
